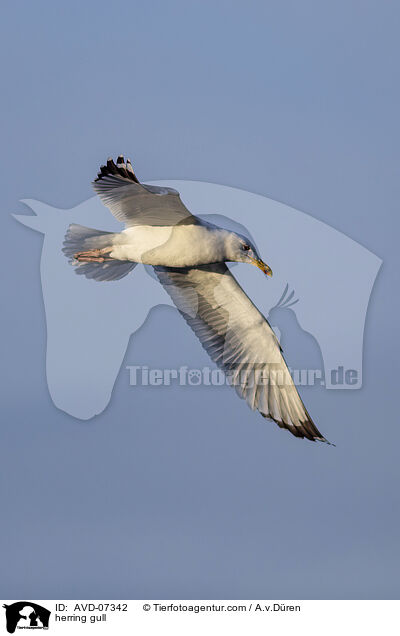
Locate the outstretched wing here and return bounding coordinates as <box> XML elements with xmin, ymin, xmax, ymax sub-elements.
<box><xmin>154</xmin><ymin>263</ymin><xmax>329</xmax><ymax>443</ymax></box>
<box><xmin>92</xmin><ymin>155</ymin><xmax>199</xmax><ymax>227</ymax></box>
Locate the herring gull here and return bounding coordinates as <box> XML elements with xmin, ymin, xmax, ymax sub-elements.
<box><xmin>63</xmin><ymin>155</ymin><xmax>329</xmax><ymax>444</ymax></box>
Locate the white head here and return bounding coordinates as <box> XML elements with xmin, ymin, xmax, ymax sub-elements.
<box><xmin>225</xmin><ymin>231</ymin><xmax>273</xmax><ymax>276</ymax></box>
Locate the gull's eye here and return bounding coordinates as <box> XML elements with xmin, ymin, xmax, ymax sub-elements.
<box><xmin>242</xmin><ymin>244</ymin><xmax>251</xmax><ymax>251</ymax></box>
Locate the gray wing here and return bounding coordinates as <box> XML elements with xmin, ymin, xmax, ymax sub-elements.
<box><xmin>154</xmin><ymin>263</ymin><xmax>329</xmax><ymax>443</ymax></box>
<box><xmin>92</xmin><ymin>155</ymin><xmax>199</xmax><ymax>227</ymax></box>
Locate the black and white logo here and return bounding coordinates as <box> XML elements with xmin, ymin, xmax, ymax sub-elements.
<box><xmin>2</xmin><ymin>602</ymin><xmax>50</xmax><ymax>633</ymax></box>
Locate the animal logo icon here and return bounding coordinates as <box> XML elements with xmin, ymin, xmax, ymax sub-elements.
<box><xmin>2</xmin><ymin>602</ymin><xmax>51</xmax><ymax>633</ymax></box>
<box><xmin>188</xmin><ymin>369</ymin><xmax>203</xmax><ymax>385</ymax></box>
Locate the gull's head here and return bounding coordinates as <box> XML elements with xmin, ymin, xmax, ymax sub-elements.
<box><xmin>226</xmin><ymin>232</ymin><xmax>273</xmax><ymax>277</ymax></box>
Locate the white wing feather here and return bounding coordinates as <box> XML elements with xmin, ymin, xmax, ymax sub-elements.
<box><xmin>155</xmin><ymin>263</ymin><xmax>328</xmax><ymax>442</ymax></box>
<box><xmin>92</xmin><ymin>156</ymin><xmax>198</xmax><ymax>227</ymax></box>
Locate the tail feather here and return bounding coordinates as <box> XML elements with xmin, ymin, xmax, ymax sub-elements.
<box><xmin>71</xmin><ymin>259</ymin><xmax>137</xmax><ymax>281</ymax></box>
<box><xmin>62</xmin><ymin>224</ymin><xmax>116</xmax><ymax>259</ymax></box>
<box><xmin>63</xmin><ymin>224</ymin><xmax>136</xmax><ymax>282</ymax></box>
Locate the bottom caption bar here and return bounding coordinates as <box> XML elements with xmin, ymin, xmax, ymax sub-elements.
<box><xmin>1</xmin><ymin>600</ymin><xmax>398</xmax><ymax>635</ymax></box>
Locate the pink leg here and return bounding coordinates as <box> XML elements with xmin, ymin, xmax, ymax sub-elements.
<box><xmin>74</xmin><ymin>247</ymin><xmax>113</xmax><ymax>263</ymax></box>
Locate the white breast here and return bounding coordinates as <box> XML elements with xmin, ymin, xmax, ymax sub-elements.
<box><xmin>110</xmin><ymin>225</ymin><xmax>229</xmax><ymax>267</ymax></box>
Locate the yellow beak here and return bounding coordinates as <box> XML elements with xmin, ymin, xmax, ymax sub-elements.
<box><xmin>250</xmin><ymin>257</ymin><xmax>273</xmax><ymax>277</ymax></box>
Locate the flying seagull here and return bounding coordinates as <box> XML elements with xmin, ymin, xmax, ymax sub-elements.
<box><xmin>63</xmin><ymin>155</ymin><xmax>330</xmax><ymax>444</ymax></box>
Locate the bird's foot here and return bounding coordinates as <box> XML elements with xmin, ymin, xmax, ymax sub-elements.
<box><xmin>74</xmin><ymin>247</ymin><xmax>113</xmax><ymax>263</ymax></box>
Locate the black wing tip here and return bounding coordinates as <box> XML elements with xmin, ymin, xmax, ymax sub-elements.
<box><xmin>310</xmin><ymin>433</ymin><xmax>335</xmax><ymax>446</ymax></box>
<box><xmin>261</xmin><ymin>411</ymin><xmax>334</xmax><ymax>445</ymax></box>
<box><xmin>319</xmin><ymin>437</ymin><xmax>336</xmax><ymax>447</ymax></box>
<box><xmin>94</xmin><ymin>154</ymin><xmax>140</xmax><ymax>184</ymax></box>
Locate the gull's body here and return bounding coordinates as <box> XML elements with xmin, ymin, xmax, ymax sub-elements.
<box><xmin>110</xmin><ymin>224</ymin><xmax>238</xmax><ymax>267</ymax></box>
<box><xmin>63</xmin><ymin>155</ymin><xmax>329</xmax><ymax>444</ymax></box>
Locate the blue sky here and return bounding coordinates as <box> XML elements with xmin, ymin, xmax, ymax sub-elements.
<box><xmin>0</xmin><ymin>0</ymin><xmax>399</xmax><ymax>599</ymax></box>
